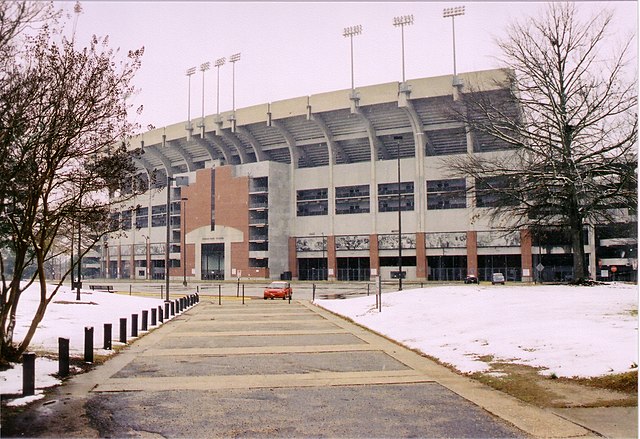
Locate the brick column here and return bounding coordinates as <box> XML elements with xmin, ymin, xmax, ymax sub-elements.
<box><xmin>288</xmin><ymin>237</ymin><xmax>298</xmax><ymax>279</ymax></box>
<box><xmin>520</xmin><ymin>229</ymin><xmax>533</xmax><ymax>282</ymax></box>
<box><xmin>416</xmin><ymin>232</ymin><xmax>427</xmax><ymax>280</ymax></box>
<box><xmin>369</xmin><ymin>234</ymin><xmax>379</xmax><ymax>277</ymax></box>
<box><xmin>467</xmin><ymin>231</ymin><xmax>478</xmax><ymax>277</ymax></box>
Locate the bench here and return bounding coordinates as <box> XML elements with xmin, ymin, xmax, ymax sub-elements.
<box><xmin>89</xmin><ymin>285</ymin><xmax>114</xmax><ymax>292</ymax></box>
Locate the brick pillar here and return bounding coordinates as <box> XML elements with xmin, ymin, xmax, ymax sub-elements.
<box><xmin>416</xmin><ymin>232</ymin><xmax>427</xmax><ymax>280</ymax></box>
<box><xmin>288</xmin><ymin>237</ymin><xmax>298</xmax><ymax>279</ymax></box>
<box><xmin>369</xmin><ymin>234</ymin><xmax>379</xmax><ymax>277</ymax></box>
<box><xmin>327</xmin><ymin>235</ymin><xmax>336</xmax><ymax>281</ymax></box>
<box><xmin>467</xmin><ymin>231</ymin><xmax>478</xmax><ymax>277</ymax></box>
<box><xmin>520</xmin><ymin>229</ymin><xmax>533</xmax><ymax>282</ymax></box>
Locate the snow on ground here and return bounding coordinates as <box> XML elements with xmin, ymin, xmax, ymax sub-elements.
<box><xmin>1</xmin><ymin>283</ymin><xmax>169</xmax><ymax>405</ymax></box>
<box><xmin>317</xmin><ymin>283</ymin><xmax>638</xmax><ymax>378</ymax></box>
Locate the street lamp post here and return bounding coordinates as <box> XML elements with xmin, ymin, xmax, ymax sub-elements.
<box><xmin>229</xmin><ymin>53</ymin><xmax>241</xmax><ymax>113</ymax></box>
<box><xmin>342</xmin><ymin>24</ymin><xmax>362</xmax><ymax>91</ymax></box>
<box><xmin>185</xmin><ymin>66</ymin><xmax>196</xmax><ymax>134</ymax></box>
<box><xmin>141</xmin><ymin>234</ymin><xmax>150</xmax><ymax>280</ymax></box>
<box><xmin>394</xmin><ymin>135</ymin><xmax>403</xmax><ymax>291</ymax></box>
<box><xmin>214</xmin><ymin>57</ymin><xmax>226</xmax><ymax>116</ymax></box>
<box><xmin>393</xmin><ymin>14</ymin><xmax>414</xmax><ymax>83</ymax></box>
<box><xmin>181</xmin><ymin>197</ymin><xmax>188</xmax><ymax>286</ymax></box>
<box><xmin>442</xmin><ymin>6</ymin><xmax>465</xmax><ymax>85</ymax></box>
<box><xmin>164</xmin><ymin>175</ymin><xmax>174</xmax><ymax>302</ymax></box>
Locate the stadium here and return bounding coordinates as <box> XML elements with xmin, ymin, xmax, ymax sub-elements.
<box><xmin>98</xmin><ymin>69</ymin><xmax>637</xmax><ymax>284</ymax></box>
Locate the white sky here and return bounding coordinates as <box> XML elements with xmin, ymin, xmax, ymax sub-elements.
<box><xmin>60</xmin><ymin>1</ymin><xmax>637</xmax><ymax>131</ymax></box>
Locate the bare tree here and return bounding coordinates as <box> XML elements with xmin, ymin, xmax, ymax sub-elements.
<box><xmin>447</xmin><ymin>3</ymin><xmax>637</xmax><ymax>283</ymax></box>
<box><xmin>0</xmin><ymin>2</ymin><xmax>145</xmax><ymax>363</ymax></box>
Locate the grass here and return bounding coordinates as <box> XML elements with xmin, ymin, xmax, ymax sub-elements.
<box><xmin>567</xmin><ymin>370</ymin><xmax>638</xmax><ymax>394</ymax></box>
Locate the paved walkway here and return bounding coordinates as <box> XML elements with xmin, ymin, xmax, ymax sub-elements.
<box><xmin>76</xmin><ymin>298</ymin><xmax>596</xmax><ymax>438</ymax></box>
<box><xmin>10</xmin><ymin>297</ymin><xmax>634</xmax><ymax>438</ymax></box>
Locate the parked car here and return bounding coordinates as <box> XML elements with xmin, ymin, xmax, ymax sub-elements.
<box><xmin>464</xmin><ymin>274</ymin><xmax>479</xmax><ymax>284</ymax></box>
<box><xmin>491</xmin><ymin>273</ymin><xmax>505</xmax><ymax>285</ymax></box>
<box><xmin>264</xmin><ymin>281</ymin><xmax>293</xmax><ymax>300</ymax></box>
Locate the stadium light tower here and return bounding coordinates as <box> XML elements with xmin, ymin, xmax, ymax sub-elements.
<box><xmin>443</xmin><ymin>6</ymin><xmax>465</xmax><ymax>85</ymax></box>
<box><xmin>229</xmin><ymin>53</ymin><xmax>241</xmax><ymax>113</ymax></box>
<box><xmin>214</xmin><ymin>57</ymin><xmax>226</xmax><ymax>116</ymax></box>
<box><xmin>393</xmin><ymin>14</ymin><xmax>414</xmax><ymax>83</ymax></box>
<box><xmin>343</xmin><ymin>24</ymin><xmax>362</xmax><ymax>91</ymax></box>
<box><xmin>199</xmin><ymin>62</ymin><xmax>210</xmax><ymax>130</ymax></box>
<box><xmin>185</xmin><ymin>66</ymin><xmax>196</xmax><ymax>133</ymax></box>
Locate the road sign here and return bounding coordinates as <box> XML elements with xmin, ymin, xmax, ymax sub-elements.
<box><xmin>536</xmin><ymin>263</ymin><xmax>544</xmax><ymax>272</ymax></box>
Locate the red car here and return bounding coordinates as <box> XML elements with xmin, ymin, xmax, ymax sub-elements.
<box><xmin>263</xmin><ymin>281</ymin><xmax>293</xmax><ymax>300</ymax></box>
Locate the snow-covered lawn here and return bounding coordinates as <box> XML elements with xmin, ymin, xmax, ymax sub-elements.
<box><xmin>317</xmin><ymin>283</ymin><xmax>638</xmax><ymax>378</ymax></box>
<box><xmin>1</xmin><ymin>284</ymin><xmax>170</xmax><ymax>406</ymax></box>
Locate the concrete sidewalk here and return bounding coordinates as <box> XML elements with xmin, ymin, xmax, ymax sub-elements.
<box><xmin>5</xmin><ymin>298</ymin><xmax>637</xmax><ymax>438</ymax></box>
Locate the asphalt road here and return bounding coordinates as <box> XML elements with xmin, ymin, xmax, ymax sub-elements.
<box><xmin>5</xmin><ymin>297</ymin><xmax>592</xmax><ymax>438</ymax></box>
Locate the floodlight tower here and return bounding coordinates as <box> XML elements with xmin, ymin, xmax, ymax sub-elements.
<box><xmin>199</xmin><ymin>62</ymin><xmax>210</xmax><ymax>133</ymax></box>
<box><xmin>214</xmin><ymin>57</ymin><xmax>226</xmax><ymax>116</ymax></box>
<box><xmin>229</xmin><ymin>53</ymin><xmax>241</xmax><ymax>113</ymax></box>
<box><xmin>443</xmin><ymin>6</ymin><xmax>465</xmax><ymax>85</ymax></box>
<box><xmin>393</xmin><ymin>14</ymin><xmax>414</xmax><ymax>83</ymax></box>
<box><xmin>342</xmin><ymin>24</ymin><xmax>362</xmax><ymax>91</ymax></box>
<box><xmin>185</xmin><ymin>66</ymin><xmax>196</xmax><ymax>134</ymax></box>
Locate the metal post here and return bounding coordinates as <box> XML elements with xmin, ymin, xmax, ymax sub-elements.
<box><xmin>218</xmin><ymin>284</ymin><xmax>221</xmax><ymax>305</ymax></box>
<box><xmin>242</xmin><ymin>284</ymin><xmax>245</xmax><ymax>305</ymax></box>
<box><xmin>59</xmin><ymin>338</ymin><xmax>70</xmax><ymax>377</ymax></box>
<box><xmin>76</xmin><ymin>216</ymin><xmax>82</xmax><ymax>301</ymax></box>
<box><xmin>84</xmin><ymin>326</ymin><xmax>93</xmax><ymax>363</ymax></box>
<box><xmin>119</xmin><ymin>318</ymin><xmax>127</xmax><ymax>343</ymax></box>
<box><xmin>170</xmin><ymin>300</ymin><xmax>175</xmax><ymax>316</ymax></box>
<box><xmin>131</xmin><ymin>314</ymin><xmax>138</xmax><ymax>337</ymax></box>
<box><xmin>236</xmin><ymin>278</ymin><xmax>240</xmax><ymax>297</ymax></box>
<box><xmin>142</xmin><ymin>310</ymin><xmax>148</xmax><ymax>331</ymax></box>
<box><xmin>151</xmin><ymin>308</ymin><xmax>157</xmax><ymax>326</ymax></box>
<box><xmin>312</xmin><ymin>283</ymin><xmax>316</xmax><ymax>301</ymax></box>
<box><xmin>22</xmin><ymin>352</ymin><xmax>35</xmax><ymax>396</ymax></box>
<box><xmin>395</xmin><ymin>136</ymin><xmax>403</xmax><ymax>291</ymax></box>
<box><xmin>103</xmin><ymin>324</ymin><xmax>112</xmax><ymax>350</ymax></box>
<box><xmin>165</xmin><ymin>175</ymin><xmax>171</xmax><ymax>303</ymax></box>
<box><xmin>165</xmin><ymin>302</ymin><xmax>169</xmax><ymax>319</ymax></box>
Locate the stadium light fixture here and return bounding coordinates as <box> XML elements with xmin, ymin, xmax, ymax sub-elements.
<box><xmin>229</xmin><ymin>53</ymin><xmax>241</xmax><ymax>112</ymax></box>
<box><xmin>443</xmin><ymin>6</ymin><xmax>465</xmax><ymax>84</ymax></box>
<box><xmin>199</xmin><ymin>62</ymin><xmax>211</xmax><ymax>126</ymax></box>
<box><xmin>343</xmin><ymin>24</ymin><xmax>362</xmax><ymax>91</ymax></box>
<box><xmin>393</xmin><ymin>14</ymin><xmax>414</xmax><ymax>83</ymax></box>
<box><xmin>214</xmin><ymin>57</ymin><xmax>226</xmax><ymax>115</ymax></box>
<box><xmin>185</xmin><ymin>67</ymin><xmax>196</xmax><ymax>131</ymax></box>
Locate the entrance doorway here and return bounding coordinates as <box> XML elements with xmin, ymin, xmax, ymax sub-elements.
<box><xmin>202</xmin><ymin>243</ymin><xmax>224</xmax><ymax>280</ymax></box>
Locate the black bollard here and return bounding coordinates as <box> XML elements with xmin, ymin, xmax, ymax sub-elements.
<box><xmin>84</xmin><ymin>326</ymin><xmax>94</xmax><ymax>363</ymax></box>
<box><xmin>196</xmin><ymin>293</ymin><xmax>199</xmax><ymax>303</ymax></box>
<box><xmin>151</xmin><ymin>308</ymin><xmax>157</xmax><ymax>326</ymax></box>
<box><xmin>119</xmin><ymin>318</ymin><xmax>127</xmax><ymax>343</ymax></box>
<box><xmin>142</xmin><ymin>310</ymin><xmax>148</xmax><ymax>331</ymax></box>
<box><xmin>131</xmin><ymin>314</ymin><xmax>138</xmax><ymax>337</ymax></box>
<box><xmin>164</xmin><ymin>302</ymin><xmax>169</xmax><ymax>319</ymax></box>
<box><xmin>22</xmin><ymin>352</ymin><xmax>36</xmax><ymax>396</ymax></box>
<box><xmin>312</xmin><ymin>283</ymin><xmax>316</xmax><ymax>301</ymax></box>
<box><xmin>158</xmin><ymin>305</ymin><xmax>164</xmax><ymax>323</ymax></box>
<box><xmin>58</xmin><ymin>338</ymin><xmax>70</xmax><ymax>377</ymax></box>
<box><xmin>103</xmin><ymin>323</ymin><xmax>112</xmax><ymax>350</ymax></box>
<box><xmin>170</xmin><ymin>300</ymin><xmax>175</xmax><ymax>316</ymax></box>
<box><xmin>218</xmin><ymin>285</ymin><xmax>221</xmax><ymax>305</ymax></box>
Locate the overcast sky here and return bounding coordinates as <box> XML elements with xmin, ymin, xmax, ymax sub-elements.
<box><xmin>62</xmin><ymin>1</ymin><xmax>637</xmax><ymax>132</ymax></box>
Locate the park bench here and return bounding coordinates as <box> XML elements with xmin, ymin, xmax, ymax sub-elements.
<box><xmin>89</xmin><ymin>285</ymin><xmax>114</xmax><ymax>292</ymax></box>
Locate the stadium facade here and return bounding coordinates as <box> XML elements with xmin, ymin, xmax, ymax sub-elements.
<box><xmin>100</xmin><ymin>69</ymin><xmax>637</xmax><ymax>283</ymax></box>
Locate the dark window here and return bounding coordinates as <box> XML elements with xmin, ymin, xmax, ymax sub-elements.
<box><xmin>135</xmin><ymin>207</ymin><xmax>148</xmax><ymax>228</ymax></box>
<box><xmin>297</xmin><ymin>188</ymin><xmax>328</xmax><ymax>217</ymax></box>
<box><xmin>427</xmin><ymin>178</ymin><xmax>466</xmax><ymax>210</ymax></box>
<box><xmin>151</xmin><ymin>205</ymin><xmax>166</xmax><ymax>227</ymax></box>
<box><xmin>335</xmin><ymin>184</ymin><xmax>370</xmax><ymax>215</ymax></box>
<box><xmin>378</xmin><ymin>182</ymin><xmax>414</xmax><ymax>212</ymax></box>
<box><xmin>476</xmin><ymin>176</ymin><xmax>517</xmax><ymax>208</ymax></box>
<box><xmin>121</xmin><ymin>210</ymin><xmax>132</xmax><ymax>230</ymax></box>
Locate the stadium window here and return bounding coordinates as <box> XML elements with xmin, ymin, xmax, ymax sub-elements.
<box><xmin>427</xmin><ymin>178</ymin><xmax>466</xmax><ymax>210</ymax></box>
